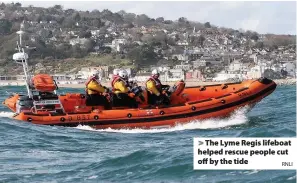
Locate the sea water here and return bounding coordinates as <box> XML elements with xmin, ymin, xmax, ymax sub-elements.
<box><xmin>0</xmin><ymin>85</ymin><xmax>295</xmax><ymax>183</ymax></box>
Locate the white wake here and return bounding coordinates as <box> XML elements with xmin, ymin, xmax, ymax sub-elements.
<box><xmin>76</xmin><ymin>107</ymin><xmax>249</xmax><ymax>134</ymax></box>
<box><xmin>0</xmin><ymin>111</ymin><xmax>15</xmax><ymax>118</ymax></box>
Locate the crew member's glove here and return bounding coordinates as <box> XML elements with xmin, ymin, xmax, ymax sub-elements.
<box><xmin>128</xmin><ymin>91</ymin><xmax>135</xmax><ymax>98</ymax></box>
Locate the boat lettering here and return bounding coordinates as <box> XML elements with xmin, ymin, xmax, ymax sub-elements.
<box><xmin>145</xmin><ymin>110</ymin><xmax>154</xmax><ymax>116</ymax></box>
<box><xmin>68</xmin><ymin>116</ymin><xmax>72</xmax><ymax>121</ymax></box>
<box><xmin>34</xmin><ymin>100</ymin><xmax>60</xmax><ymax>105</ymax></box>
<box><xmin>76</xmin><ymin>115</ymin><xmax>90</xmax><ymax>120</ymax></box>
<box><xmin>238</xmin><ymin>91</ymin><xmax>250</xmax><ymax>97</ymax></box>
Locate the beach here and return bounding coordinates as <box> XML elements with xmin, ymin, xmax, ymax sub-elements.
<box><xmin>0</xmin><ymin>78</ymin><xmax>295</xmax><ymax>88</ymax></box>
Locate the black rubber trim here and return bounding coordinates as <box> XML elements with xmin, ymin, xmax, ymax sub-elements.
<box><xmin>258</xmin><ymin>77</ymin><xmax>272</xmax><ymax>85</ymax></box>
<box><xmin>186</xmin><ymin>84</ymin><xmax>222</xmax><ymax>88</ymax></box>
<box><xmin>24</xmin><ymin>112</ymin><xmax>48</xmax><ymax>116</ymax></box>
<box><xmin>188</xmin><ymin>98</ymin><xmax>213</xmax><ymax>105</ymax></box>
<box><xmin>200</xmin><ymin>87</ymin><xmax>206</xmax><ymax>91</ymax></box>
<box><xmin>31</xmin><ymin>83</ymin><xmax>276</xmax><ymax>127</ymax></box>
<box><xmin>215</xmin><ymin>94</ymin><xmax>232</xmax><ymax>99</ymax></box>
<box><xmin>222</xmin><ymin>85</ymin><xmax>228</xmax><ymax>89</ymax></box>
<box><xmin>234</xmin><ymin>87</ymin><xmax>249</xmax><ymax>94</ymax></box>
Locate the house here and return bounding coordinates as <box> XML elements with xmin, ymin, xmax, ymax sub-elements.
<box><xmin>175</xmin><ymin>64</ymin><xmax>191</xmax><ymax>71</ymax></box>
<box><xmin>162</xmin><ymin>69</ymin><xmax>185</xmax><ymax>81</ymax></box>
<box><xmin>213</xmin><ymin>70</ymin><xmax>245</xmax><ymax>81</ymax></box>
<box><xmin>201</xmin><ymin>56</ymin><xmax>222</xmax><ymax>65</ymax></box>
<box><xmin>171</xmin><ymin>54</ymin><xmax>188</xmax><ymax>61</ymax></box>
<box><xmin>228</xmin><ymin>60</ymin><xmax>242</xmax><ymax>72</ymax></box>
<box><xmin>91</xmin><ymin>30</ymin><xmax>100</xmax><ymax>37</ymax></box>
<box><xmin>246</xmin><ymin>65</ymin><xmax>264</xmax><ymax>79</ymax></box>
<box><xmin>176</xmin><ymin>40</ymin><xmax>189</xmax><ymax>46</ymax></box>
<box><xmin>69</xmin><ymin>37</ymin><xmax>88</xmax><ymax>46</ymax></box>
<box><xmin>132</xmin><ymin>72</ymin><xmax>151</xmax><ymax>82</ymax></box>
<box><xmin>78</xmin><ymin>66</ymin><xmax>110</xmax><ymax>79</ymax></box>
<box><xmin>52</xmin><ymin>74</ymin><xmax>71</xmax><ymax>81</ymax></box>
<box><xmin>192</xmin><ymin>59</ymin><xmax>207</xmax><ymax>68</ymax></box>
<box><xmin>111</xmin><ymin>38</ymin><xmax>127</xmax><ymax>52</ymax></box>
<box><xmin>185</xmin><ymin>50</ymin><xmax>204</xmax><ymax>61</ymax></box>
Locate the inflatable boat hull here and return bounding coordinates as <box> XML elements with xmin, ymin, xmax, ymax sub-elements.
<box><xmin>4</xmin><ymin>78</ymin><xmax>277</xmax><ymax>129</ymax></box>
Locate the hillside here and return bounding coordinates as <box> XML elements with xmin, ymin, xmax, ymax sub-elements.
<box><xmin>0</xmin><ymin>2</ymin><xmax>295</xmax><ymax>75</ymax></box>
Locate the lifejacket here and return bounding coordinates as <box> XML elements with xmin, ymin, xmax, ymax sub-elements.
<box><xmin>112</xmin><ymin>76</ymin><xmax>129</xmax><ymax>92</ymax></box>
<box><xmin>111</xmin><ymin>75</ymin><xmax>119</xmax><ymax>88</ymax></box>
<box><xmin>85</xmin><ymin>76</ymin><xmax>100</xmax><ymax>94</ymax></box>
<box><xmin>146</xmin><ymin>76</ymin><xmax>162</xmax><ymax>92</ymax></box>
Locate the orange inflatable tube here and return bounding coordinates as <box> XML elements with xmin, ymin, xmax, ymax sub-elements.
<box><xmin>3</xmin><ymin>77</ymin><xmax>277</xmax><ymax>129</ymax></box>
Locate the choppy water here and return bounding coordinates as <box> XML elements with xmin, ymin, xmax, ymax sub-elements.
<box><xmin>0</xmin><ymin>85</ymin><xmax>296</xmax><ymax>183</ymax></box>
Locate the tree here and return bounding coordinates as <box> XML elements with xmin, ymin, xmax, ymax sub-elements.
<box><xmin>112</xmin><ymin>13</ymin><xmax>124</xmax><ymax>24</ymax></box>
<box><xmin>196</xmin><ymin>35</ymin><xmax>206</xmax><ymax>46</ymax></box>
<box><xmin>164</xmin><ymin>20</ymin><xmax>173</xmax><ymax>24</ymax></box>
<box><xmin>141</xmin><ymin>34</ymin><xmax>154</xmax><ymax>43</ymax></box>
<box><xmin>83</xmin><ymin>39</ymin><xmax>95</xmax><ymax>51</ymax></box>
<box><xmin>123</xmin><ymin>13</ymin><xmax>136</xmax><ymax>23</ymax></box>
<box><xmin>53</xmin><ymin>5</ymin><xmax>63</xmax><ymax>10</ymax></box>
<box><xmin>123</xmin><ymin>23</ymin><xmax>134</xmax><ymax>29</ymax></box>
<box><xmin>136</xmin><ymin>14</ymin><xmax>150</xmax><ymax>26</ymax></box>
<box><xmin>15</xmin><ymin>2</ymin><xmax>21</xmax><ymax>7</ymax></box>
<box><xmin>92</xmin><ymin>18</ymin><xmax>102</xmax><ymax>28</ymax></box>
<box><xmin>0</xmin><ymin>19</ymin><xmax>12</xmax><ymax>35</ymax></box>
<box><xmin>56</xmin><ymin>16</ymin><xmax>65</xmax><ymax>24</ymax></box>
<box><xmin>79</xmin><ymin>31</ymin><xmax>92</xmax><ymax>38</ymax></box>
<box><xmin>204</xmin><ymin>22</ymin><xmax>211</xmax><ymax>28</ymax></box>
<box><xmin>178</xmin><ymin>17</ymin><xmax>187</xmax><ymax>23</ymax></box>
<box><xmin>62</xmin><ymin>17</ymin><xmax>75</xmax><ymax>28</ymax></box>
<box><xmin>263</xmin><ymin>69</ymin><xmax>282</xmax><ymax>79</ymax></box>
<box><xmin>127</xmin><ymin>45</ymin><xmax>158</xmax><ymax>66</ymax></box>
<box><xmin>90</xmin><ymin>9</ymin><xmax>100</xmax><ymax>18</ymax></box>
<box><xmin>99</xmin><ymin>27</ymin><xmax>107</xmax><ymax>34</ymax></box>
<box><xmin>72</xmin><ymin>12</ymin><xmax>81</xmax><ymax>22</ymax></box>
<box><xmin>117</xmin><ymin>10</ymin><xmax>126</xmax><ymax>16</ymax></box>
<box><xmin>156</xmin><ymin>17</ymin><xmax>164</xmax><ymax>23</ymax></box>
<box><xmin>154</xmin><ymin>31</ymin><xmax>168</xmax><ymax>45</ymax></box>
<box><xmin>251</xmin><ymin>33</ymin><xmax>259</xmax><ymax>41</ymax></box>
<box><xmin>255</xmin><ymin>41</ymin><xmax>264</xmax><ymax>49</ymax></box>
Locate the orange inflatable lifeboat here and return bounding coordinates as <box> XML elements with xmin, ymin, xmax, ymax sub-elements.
<box><xmin>3</xmin><ymin>77</ymin><xmax>277</xmax><ymax>129</ymax></box>
<box><xmin>4</xmin><ymin>26</ymin><xmax>277</xmax><ymax>129</ymax></box>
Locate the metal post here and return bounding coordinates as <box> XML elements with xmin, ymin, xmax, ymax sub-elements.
<box><xmin>22</xmin><ymin>48</ymin><xmax>33</xmax><ymax>98</ymax></box>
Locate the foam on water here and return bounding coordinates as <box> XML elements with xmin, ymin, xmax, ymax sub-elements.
<box><xmin>0</xmin><ymin>111</ymin><xmax>15</xmax><ymax>118</ymax></box>
<box><xmin>76</xmin><ymin>107</ymin><xmax>249</xmax><ymax>133</ymax></box>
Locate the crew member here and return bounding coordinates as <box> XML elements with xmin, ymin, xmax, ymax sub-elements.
<box><xmin>146</xmin><ymin>69</ymin><xmax>170</xmax><ymax>105</ymax></box>
<box><xmin>85</xmin><ymin>70</ymin><xmax>111</xmax><ymax>109</ymax></box>
<box><xmin>111</xmin><ymin>68</ymin><xmax>121</xmax><ymax>88</ymax></box>
<box><xmin>112</xmin><ymin>70</ymin><xmax>138</xmax><ymax>108</ymax></box>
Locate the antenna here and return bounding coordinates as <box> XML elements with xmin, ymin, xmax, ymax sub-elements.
<box><xmin>13</xmin><ymin>21</ymin><xmax>33</xmax><ymax>98</ymax></box>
